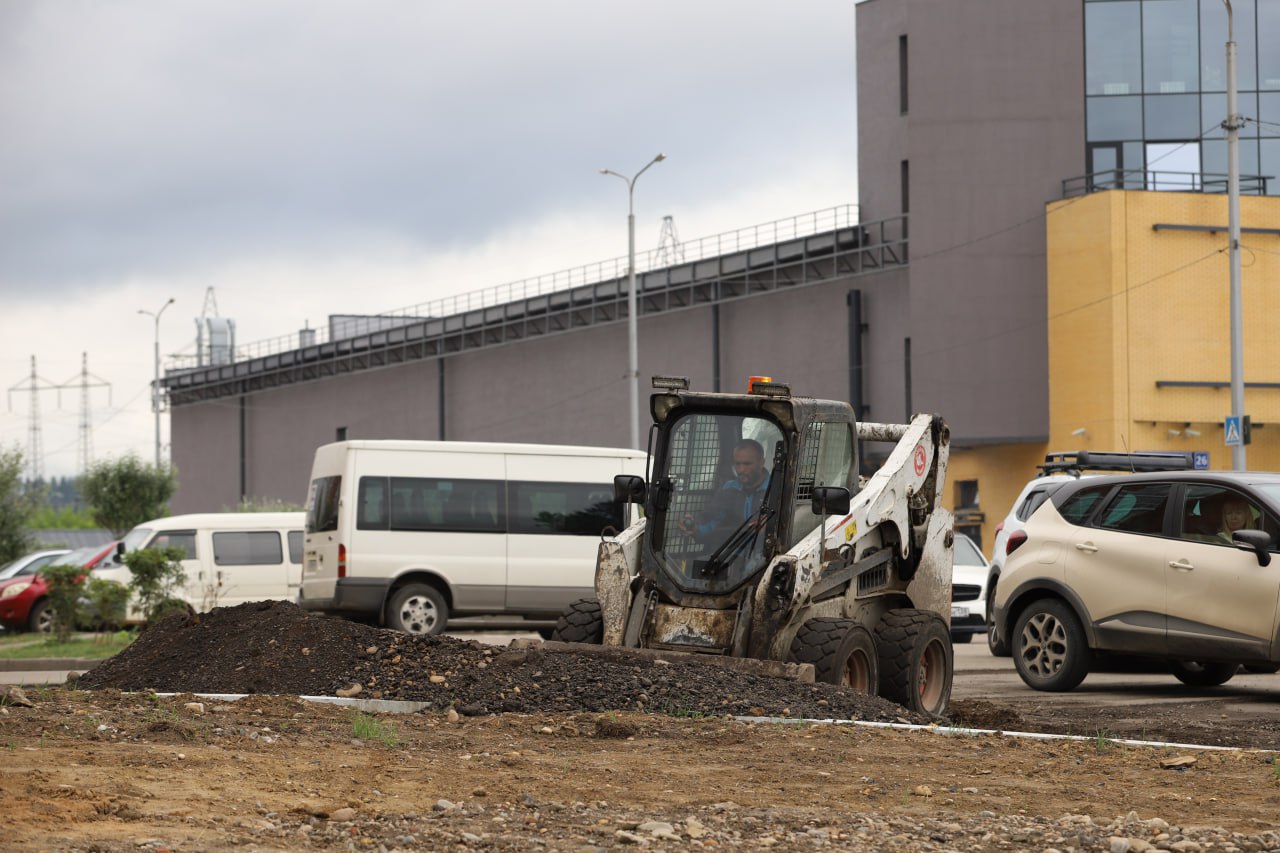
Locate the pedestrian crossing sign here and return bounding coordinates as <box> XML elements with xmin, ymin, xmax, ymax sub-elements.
<box><xmin>1224</xmin><ymin>415</ymin><xmax>1251</xmax><ymax>446</ymax></box>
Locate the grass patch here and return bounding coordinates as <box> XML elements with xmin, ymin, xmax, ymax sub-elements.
<box><xmin>0</xmin><ymin>632</ymin><xmax>134</xmax><ymax>660</ymax></box>
<box><xmin>351</xmin><ymin>712</ymin><xmax>400</xmax><ymax>747</ymax></box>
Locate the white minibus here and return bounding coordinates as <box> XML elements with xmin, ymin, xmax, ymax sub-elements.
<box><xmin>96</xmin><ymin>512</ymin><xmax>306</xmax><ymax>619</ymax></box>
<box><xmin>299</xmin><ymin>440</ymin><xmax>646</xmax><ymax>635</ymax></box>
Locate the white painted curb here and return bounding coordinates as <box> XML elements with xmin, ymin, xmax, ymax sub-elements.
<box><xmin>734</xmin><ymin>715</ymin><xmax>1278</xmax><ymax>753</ymax></box>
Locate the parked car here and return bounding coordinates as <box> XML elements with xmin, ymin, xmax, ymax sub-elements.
<box><xmin>984</xmin><ymin>451</ymin><xmax>1196</xmax><ymax>657</ymax></box>
<box><xmin>0</xmin><ymin>543</ymin><xmax>117</xmax><ymax>633</ymax></box>
<box><xmin>991</xmin><ymin>468</ymin><xmax>1280</xmax><ymax>692</ymax></box>
<box><xmin>950</xmin><ymin>532</ymin><xmax>990</xmax><ymax>643</ymax></box>
<box><xmin>0</xmin><ymin>549</ymin><xmax>71</xmax><ymax>582</ymax></box>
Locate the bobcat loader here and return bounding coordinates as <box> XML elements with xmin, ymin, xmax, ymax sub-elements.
<box><xmin>551</xmin><ymin>376</ymin><xmax>956</xmax><ymax>717</ymax></box>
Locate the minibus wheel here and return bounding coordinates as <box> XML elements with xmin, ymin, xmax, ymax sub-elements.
<box><xmin>386</xmin><ymin>583</ymin><xmax>448</xmax><ymax>635</ymax></box>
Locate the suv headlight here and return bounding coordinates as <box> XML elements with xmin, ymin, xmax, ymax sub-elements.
<box><xmin>1</xmin><ymin>582</ymin><xmax>31</xmax><ymax>599</ymax></box>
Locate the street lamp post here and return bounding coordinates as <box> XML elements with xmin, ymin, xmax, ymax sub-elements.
<box><xmin>138</xmin><ymin>298</ymin><xmax>175</xmax><ymax>467</ymax></box>
<box><xmin>601</xmin><ymin>153</ymin><xmax>666</xmax><ymax>449</ymax></box>
<box><xmin>1224</xmin><ymin>0</ymin><xmax>1246</xmax><ymax>470</ymax></box>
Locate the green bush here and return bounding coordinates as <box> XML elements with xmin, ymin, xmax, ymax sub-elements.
<box><xmin>81</xmin><ymin>577</ymin><xmax>130</xmax><ymax>631</ymax></box>
<box><xmin>38</xmin><ymin>562</ymin><xmax>85</xmax><ymax>643</ymax></box>
<box><xmin>122</xmin><ymin>546</ymin><xmax>188</xmax><ymax>625</ymax></box>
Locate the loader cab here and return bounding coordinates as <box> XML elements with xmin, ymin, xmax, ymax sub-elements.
<box><xmin>633</xmin><ymin>378</ymin><xmax>858</xmax><ymax>602</ymax></box>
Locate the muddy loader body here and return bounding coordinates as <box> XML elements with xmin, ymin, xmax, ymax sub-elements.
<box><xmin>552</xmin><ymin>377</ymin><xmax>955</xmax><ymax>716</ymax></box>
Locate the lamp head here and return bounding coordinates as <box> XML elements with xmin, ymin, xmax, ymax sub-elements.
<box><xmin>654</xmin><ymin>153</ymin><xmax>666</xmax><ymax>162</ymax></box>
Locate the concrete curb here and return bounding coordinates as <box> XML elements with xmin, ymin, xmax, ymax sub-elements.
<box><xmin>0</xmin><ymin>658</ymin><xmax>98</xmax><ymax>672</ymax></box>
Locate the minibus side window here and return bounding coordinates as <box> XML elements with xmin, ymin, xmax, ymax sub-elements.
<box><xmin>509</xmin><ymin>482</ymin><xmax>623</xmax><ymax>536</ymax></box>
<box><xmin>149</xmin><ymin>531</ymin><xmax>197</xmax><ymax>560</ymax></box>
<box><xmin>389</xmin><ymin>477</ymin><xmax>505</xmax><ymax>532</ymax></box>
<box><xmin>287</xmin><ymin>531</ymin><xmax>303</xmax><ymax>563</ymax></box>
<box><xmin>358</xmin><ymin>477</ymin><xmax>389</xmax><ymax>530</ymax></box>
<box><xmin>213</xmin><ymin>531</ymin><xmax>284</xmax><ymax>566</ymax></box>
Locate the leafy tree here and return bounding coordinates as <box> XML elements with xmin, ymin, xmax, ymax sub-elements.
<box><xmin>82</xmin><ymin>577</ymin><xmax>130</xmax><ymax>632</ymax></box>
<box><xmin>0</xmin><ymin>446</ymin><xmax>38</xmax><ymax>563</ymax></box>
<box><xmin>29</xmin><ymin>504</ymin><xmax>98</xmax><ymax>529</ymax></box>
<box><xmin>38</xmin><ymin>561</ymin><xmax>85</xmax><ymax>642</ymax></box>
<box><xmin>80</xmin><ymin>454</ymin><xmax>177</xmax><ymax>537</ymax></box>
<box><xmin>122</xmin><ymin>546</ymin><xmax>188</xmax><ymax>624</ymax></box>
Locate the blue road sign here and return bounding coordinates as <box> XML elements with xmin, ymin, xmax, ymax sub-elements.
<box><xmin>1225</xmin><ymin>416</ymin><xmax>1242</xmax><ymax>446</ymax></box>
<box><xmin>1193</xmin><ymin>451</ymin><xmax>1210</xmax><ymax>470</ymax></box>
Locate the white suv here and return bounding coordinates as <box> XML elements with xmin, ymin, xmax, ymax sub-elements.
<box><xmin>992</xmin><ymin>468</ymin><xmax>1280</xmax><ymax>692</ymax></box>
<box><xmin>984</xmin><ymin>452</ymin><xmax>1196</xmax><ymax>657</ymax></box>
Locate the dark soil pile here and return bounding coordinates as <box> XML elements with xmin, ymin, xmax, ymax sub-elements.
<box><xmin>78</xmin><ymin>600</ymin><xmax>931</xmax><ymax>723</ymax></box>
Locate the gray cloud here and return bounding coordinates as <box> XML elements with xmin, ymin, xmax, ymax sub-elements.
<box><xmin>0</xmin><ymin>1</ymin><xmax>856</xmax><ymax>293</ymax></box>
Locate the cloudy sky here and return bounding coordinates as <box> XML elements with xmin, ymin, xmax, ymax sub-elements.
<box><xmin>0</xmin><ymin>1</ymin><xmax>859</xmax><ymax>480</ymax></box>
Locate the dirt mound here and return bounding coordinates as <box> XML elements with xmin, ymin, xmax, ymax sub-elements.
<box><xmin>78</xmin><ymin>600</ymin><xmax>931</xmax><ymax>723</ymax></box>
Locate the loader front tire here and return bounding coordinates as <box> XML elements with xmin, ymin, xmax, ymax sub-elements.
<box><xmin>790</xmin><ymin>617</ymin><xmax>879</xmax><ymax>693</ymax></box>
<box><xmin>874</xmin><ymin>609</ymin><xmax>953</xmax><ymax>718</ymax></box>
<box><xmin>551</xmin><ymin>598</ymin><xmax>603</xmax><ymax>644</ymax></box>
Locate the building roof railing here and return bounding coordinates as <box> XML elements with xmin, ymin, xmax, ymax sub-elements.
<box><xmin>1062</xmin><ymin>170</ymin><xmax>1272</xmax><ymax>199</ymax></box>
<box><xmin>169</xmin><ymin>205</ymin><xmax>859</xmax><ymax>370</ymax></box>
<box><xmin>160</xmin><ymin>209</ymin><xmax>907</xmax><ymax>405</ymax></box>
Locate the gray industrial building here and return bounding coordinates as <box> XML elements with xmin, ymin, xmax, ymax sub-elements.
<box><xmin>165</xmin><ymin>213</ymin><xmax>909</xmax><ymax>512</ymax></box>
<box><xmin>166</xmin><ymin>0</ymin><xmax>1280</xmax><ymax>537</ymax></box>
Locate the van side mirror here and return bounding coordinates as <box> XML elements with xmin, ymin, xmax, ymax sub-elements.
<box><xmin>811</xmin><ymin>486</ymin><xmax>851</xmax><ymax>517</ymax></box>
<box><xmin>614</xmin><ymin>474</ymin><xmax>647</xmax><ymax>505</ymax></box>
<box><xmin>115</xmin><ymin>542</ymin><xmax>126</xmax><ymax>562</ymax></box>
<box><xmin>1232</xmin><ymin>529</ymin><xmax>1272</xmax><ymax>567</ymax></box>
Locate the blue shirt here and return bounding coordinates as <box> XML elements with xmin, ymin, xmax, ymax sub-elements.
<box><xmin>696</xmin><ymin>472</ymin><xmax>771</xmax><ymax>537</ymax></box>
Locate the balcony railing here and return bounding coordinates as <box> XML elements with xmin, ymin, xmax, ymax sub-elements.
<box><xmin>1062</xmin><ymin>170</ymin><xmax>1272</xmax><ymax>198</ymax></box>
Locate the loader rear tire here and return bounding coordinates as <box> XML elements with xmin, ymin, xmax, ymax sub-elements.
<box><xmin>789</xmin><ymin>618</ymin><xmax>879</xmax><ymax>693</ymax></box>
<box><xmin>551</xmin><ymin>598</ymin><xmax>603</xmax><ymax>644</ymax></box>
<box><xmin>874</xmin><ymin>609</ymin><xmax>953</xmax><ymax>718</ymax></box>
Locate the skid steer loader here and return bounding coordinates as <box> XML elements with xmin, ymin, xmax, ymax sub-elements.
<box><xmin>551</xmin><ymin>376</ymin><xmax>956</xmax><ymax>717</ymax></box>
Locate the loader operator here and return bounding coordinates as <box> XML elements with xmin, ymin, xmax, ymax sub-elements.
<box><xmin>677</xmin><ymin>438</ymin><xmax>771</xmax><ymax>541</ymax></box>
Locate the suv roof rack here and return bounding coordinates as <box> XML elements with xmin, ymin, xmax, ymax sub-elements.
<box><xmin>1038</xmin><ymin>450</ymin><xmax>1196</xmax><ymax>476</ymax></box>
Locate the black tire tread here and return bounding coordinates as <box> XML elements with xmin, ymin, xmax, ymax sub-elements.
<box><xmin>551</xmin><ymin>598</ymin><xmax>603</xmax><ymax>644</ymax></box>
<box><xmin>790</xmin><ymin>617</ymin><xmax>861</xmax><ymax>684</ymax></box>
<box><xmin>874</xmin><ymin>608</ymin><xmax>954</xmax><ymax>716</ymax></box>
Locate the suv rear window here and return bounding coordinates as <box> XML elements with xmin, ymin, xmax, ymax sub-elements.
<box><xmin>1016</xmin><ymin>487</ymin><xmax>1052</xmax><ymax>522</ymax></box>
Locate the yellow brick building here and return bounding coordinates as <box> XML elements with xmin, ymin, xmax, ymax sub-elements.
<box><xmin>948</xmin><ymin>190</ymin><xmax>1280</xmax><ymax>552</ymax></box>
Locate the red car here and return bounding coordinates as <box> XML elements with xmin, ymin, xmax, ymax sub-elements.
<box><xmin>0</xmin><ymin>542</ymin><xmax>118</xmax><ymax>633</ymax></box>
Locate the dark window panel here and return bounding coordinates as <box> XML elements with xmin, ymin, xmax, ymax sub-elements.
<box><xmin>1087</xmin><ymin>95</ymin><xmax>1144</xmax><ymax>140</ymax></box>
<box><xmin>1144</xmin><ymin>0</ymin><xmax>1200</xmax><ymax>95</ymax></box>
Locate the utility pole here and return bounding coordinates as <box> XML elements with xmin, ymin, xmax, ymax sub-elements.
<box><xmin>1224</xmin><ymin>0</ymin><xmax>1246</xmax><ymax>470</ymax></box>
<box><xmin>7</xmin><ymin>356</ymin><xmax>58</xmax><ymax>482</ymax></box>
<box><xmin>139</xmin><ymin>298</ymin><xmax>175</xmax><ymax>467</ymax></box>
<box><xmin>58</xmin><ymin>353</ymin><xmax>112</xmax><ymax>477</ymax></box>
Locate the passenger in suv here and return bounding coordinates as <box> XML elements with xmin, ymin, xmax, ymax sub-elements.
<box><xmin>991</xmin><ymin>469</ymin><xmax>1280</xmax><ymax>692</ymax></box>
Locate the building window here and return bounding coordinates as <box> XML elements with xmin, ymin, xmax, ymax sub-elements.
<box><xmin>900</xmin><ymin>159</ymin><xmax>910</xmax><ymax>214</ymax></box>
<box><xmin>899</xmin><ymin>35</ymin><xmax>909</xmax><ymax>114</ymax></box>
<box><xmin>1143</xmin><ymin>0</ymin><xmax>1199</xmax><ymax>95</ymax></box>
<box><xmin>1085</xmin><ymin>1</ymin><xmax>1141</xmax><ymax>97</ymax></box>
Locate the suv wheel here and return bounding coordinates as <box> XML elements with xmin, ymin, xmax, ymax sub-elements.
<box><xmin>1012</xmin><ymin>598</ymin><xmax>1090</xmax><ymax>692</ymax></box>
<box><xmin>985</xmin><ymin>586</ymin><xmax>1011</xmax><ymax>657</ymax></box>
<box><xmin>1170</xmin><ymin>660</ymin><xmax>1237</xmax><ymax>687</ymax></box>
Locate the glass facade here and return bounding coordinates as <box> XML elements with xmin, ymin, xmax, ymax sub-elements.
<box><xmin>1084</xmin><ymin>0</ymin><xmax>1280</xmax><ymax>195</ymax></box>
